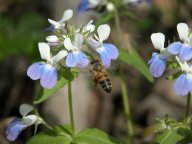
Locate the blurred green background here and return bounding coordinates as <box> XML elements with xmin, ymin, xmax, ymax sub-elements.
<box><xmin>0</xmin><ymin>0</ymin><xmax>192</xmax><ymax>144</ymax></box>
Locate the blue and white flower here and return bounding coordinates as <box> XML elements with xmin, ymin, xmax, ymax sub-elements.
<box><xmin>48</xmin><ymin>9</ymin><xmax>73</xmax><ymax>30</ymax></box>
<box><xmin>174</xmin><ymin>57</ymin><xmax>192</xmax><ymax>96</ymax></box>
<box><xmin>77</xmin><ymin>0</ymin><xmax>103</xmax><ymax>15</ymax></box>
<box><xmin>27</xmin><ymin>42</ymin><xmax>67</xmax><ymax>88</ymax></box>
<box><xmin>148</xmin><ymin>32</ymin><xmax>171</xmax><ymax>77</ymax></box>
<box><xmin>168</xmin><ymin>23</ymin><xmax>192</xmax><ymax>61</ymax></box>
<box><xmin>64</xmin><ymin>34</ymin><xmax>89</xmax><ymax>68</ymax></box>
<box><xmin>87</xmin><ymin>24</ymin><xmax>119</xmax><ymax>68</ymax></box>
<box><xmin>6</xmin><ymin>104</ymin><xmax>42</xmax><ymax>141</ymax></box>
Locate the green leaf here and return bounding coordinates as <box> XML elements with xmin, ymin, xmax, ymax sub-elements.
<box><xmin>34</xmin><ymin>77</ymin><xmax>69</xmax><ymax>104</ymax></box>
<box><xmin>34</xmin><ymin>69</ymin><xmax>78</xmax><ymax>104</ymax></box>
<box><xmin>73</xmin><ymin>128</ymin><xmax>123</xmax><ymax>144</ymax></box>
<box><xmin>119</xmin><ymin>48</ymin><xmax>153</xmax><ymax>82</ymax></box>
<box><xmin>27</xmin><ymin>125</ymin><xmax>73</xmax><ymax>144</ymax></box>
<box><xmin>155</xmin><ymin>131</ymin><xmax>183</xmax><ymax>144</ymax></box>
<box><xmin>27</xmin><ymin>125</ymin><xmax>123</xmax><ymax>144</ymax></box>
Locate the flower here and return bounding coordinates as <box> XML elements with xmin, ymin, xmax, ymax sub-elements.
<box><xmin>27</xmin><ymin>42</ymin><xmax>67</xmax><ymax>88</ymax></box>
<box><xmin>87</xmin><ymin>24</ymin><xmax>119</xmax><ymax>68</ymax></box>
<box><xmin>174</xmin><ymin>57</ymin><xmax>192</xmax><ymax>96</ymax></box>
<box><xmin>48</xmin><ymin>9</ymin><xmax>73</xmax><ymax>30</ymax></box>
<box><xmin>168</xmin><ymin>23</ymin><xmax>192</xmax><ymax>61</ymax></box>
<box><xmin>148</xmin><ymin>32</ymin><xmax>171</xmax><ymax>77</ymax></box>
<box><xmin>64</xmin><ymin>34</ymin><xmax>89</xmax><ymax>68</ymax></box>
<box><xmin>6</xmin><ymin>104</ymin><xmax>41</xmax><ymax>141</ymax></box>
<box><xmin>77</xmin><ymin>0</ymin><xmax>102</xmax><ymax>15</ymax></box>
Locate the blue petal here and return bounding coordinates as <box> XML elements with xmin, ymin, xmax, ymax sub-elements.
<box><xmin>103</xmin><ymin>43</ymin><xmax>119</xmax><ymax>60</ymax></box>
<box><xmin>76</xmin><ymin>51</ymin><xmax>89</xmax><ymax>68</ymax></box>
<box><xmin>179</xmin><ymin>45</ymin><xmax>192</xmax><ymax>61</ymax></box>
<box><xmin>40</xmin><ymin>64</ymin><xmax>57</xmax><ymax>89</ymax></box>
<box><xmin>27</xmin><ymin>62</ymin><xmax>44</xmax><ymax>80</ymax></box>
<box><xmin>97</xmin><ymin>48</ymin><xmax>111</xmax><ymax>68</ymax></box>
<box><xmin>174</xmin><ymin>74</ymin><xmax>190</xmax><ymax>96</ymax></box>
<box><xmin>148</xmin><ymin>52</ymin><xmax>158</xmax><ymax>64</ymax></box>
<box><xmin>77</xmin><ymin>0</ymin><xmax>90</xmax><ymax>15</ymax></box>
<box><xmin>149</xmin><ymin>55</ymin><xmax>166</xmax><ymax>77</ymax></box>
<box><xmin>167</xmin><ymin>42</ymin><xmax>182</xmax><ymax>55</ymax></box>
<box><xmin>6</xmin><ymin>118</ymin><xmax>28</xmax><ymax>141</ymax></box>
<box><xmin>66</xmin><ymin>52</ymin><xmax>78</xmax><ymax>67</ymax></box>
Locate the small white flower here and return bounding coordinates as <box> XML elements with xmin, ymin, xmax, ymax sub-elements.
<box><xmin>64</xmin><ymin>34</ymin><xmax>89</xmax><ymax>68</ymax></box>
<box><xmin>6</xmin><ymin>104</ymin><xmax>42</xmax><ymax>141</ymax></box>
<box><xmin>168</xmin><ymin>23</ymin><xmax>192</xmax><ymax>61</ymax></box>
<box><xmin>48</xmin><ymin>9</ymin><xmax>73</xmax><ymax>30</ymax></box>
<box><xmin>27</xmin><ymin>43</ymin><xmax>68</xmax><ymax>88</ymax></box>
<box><xmin>149</xmin><ymin>32</ymin><xmax>171</xmax><ymax>77</ymax></box>
<box><xmin>87</xmin><ymin>24</ymin><xmax>118</xmax><ymax>68</ymax></box>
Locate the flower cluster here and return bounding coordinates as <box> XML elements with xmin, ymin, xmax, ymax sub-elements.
<box><xmin>149</xmin><ymin>23</ymin><xmax>192</xmax><ymax>96</ymax></box>
<box><xmin>77</xmin><ymin>0</ymin><xmax>151</xmax><ymax>15</ymax></box>
<box><xmin>27</xmin><ymin>9</ymin><xmax>119</xmax><ymax>89</ymax></box>
<box><xmin>6</xmin><ymin>104</ymin><xmax>42</xmax><ymax>141</ymax></box>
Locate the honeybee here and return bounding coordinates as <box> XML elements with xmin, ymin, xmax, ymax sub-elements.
<box><xmin>90</xmin><ymin>59</ymin><xmax>112</xmax><ymax>93</ymax></box>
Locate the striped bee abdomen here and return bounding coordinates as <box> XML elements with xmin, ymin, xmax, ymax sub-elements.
<box><xmin>90</xmin><ymin>59</ymin><xmax>112</xmax><ymax>93</ymax></box>
<box><xmin>99</xmin><ymin>77</ymin><xmax>112</xmax><ymax>93</ymax></box>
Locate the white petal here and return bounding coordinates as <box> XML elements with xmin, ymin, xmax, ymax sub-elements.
<box><xmin>48</xmin><ymin>19</ymin><xmax>59</xmax><ymax>26</ymax></box>
<box><xmin>51</xmin><ymin>50</ymin><xmax>68</xmax><ymax>65</ymax></box>
<box><xmin>19</xmin><ymin>104</ymin><xmax>34</xmax><ymax>117</ymax></box>
<box><xmin>151</xmin><ymin>33</ymin><xmax>165</xmax><ymax>50</ymax></box>
<box><xmin>177</xmin><ymin>23</ymin><xmax>189</xmax><ymax>42</ymax></box>
<box><xmin>85</xmin><ymin>20</ymin><xmax>95</xmax><ymax>32</ymax></box>
<box><xmin>23</xmin><ymin>115</ymin><xmax>39</xmax><ymax>125</ymax></box>
<box><xmin>64</xmin><ymin>38</ymin><xmax>74</xmax><ymax>51</ymax></box>
<box><xmin>38</xmin><ymin>42</ymin><xmax>50</xmax><ymax>60</ymax></box>
<box><xmin>87</xmin><ymin>38</ymin><xmax>101</xmax><ymax>49</ymax></box>
<box><xmin>46</xmin><ymin>35</ymin><xmax>59</xmax><ymax>43</ymax></box>
<box><xmin>74</xmin><ymin>34</ymin><xmax>84</xmax><ymax>48</ymax></box>
<box><xmin>86</xmin><ymin>25</ymin><xmax>95</xmax><ymax>32</ymax></box>
<box><xmin>97</xmin><ymin>24</ymin><xmax>111</xmax><ymax>41</ymax></box>
<box><xmin>61</xmin><ymin>9</ymin><xmax>73</xmax><ymax>22</ymax></box>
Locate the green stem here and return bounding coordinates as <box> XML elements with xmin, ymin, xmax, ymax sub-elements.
<box><xmin>34</xmin><ymin>108</ymin><xmax>53</xmax><ymax>130</ymax></box>
<box><xmin>120</xmin><ymin>75</ymin><xmax>134</xmax><ymax>144</ymax></box>
<box><xmin>185</xmin><ymin>93</ymin><xmax>191</xmax><ymax>120</ymax></box>
<box><xmin>114</xmin><ymin>6</ymin><xmax>135</xmax><ymax>144</ymax></box>
<box><xmin>68</xmin><ymin>81</ymin><xmax>75</xmax><ymax>137</ymax></box>
<box><xmin>114</xmin><ymin>8</ymin><xmax>121</xmax><ymax>45</ymax></box>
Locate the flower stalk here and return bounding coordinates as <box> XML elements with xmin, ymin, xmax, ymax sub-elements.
<box><xmin>120</xmin><ymin>72</ymin><xmax>134</xmax><ymax>144</ymax></box>
<box><xmin>185</xmin><ymin>93</ymin><xmax>191</xmax><ymax>120</ymax></box>
<box><xmin>114</xmin><ymin>7</ymin><xmax>134</xmax><ymax>144</ymax></box>
<box><xmin>68</xmin><ymin>81</ymin><xmax>75</xmax><ymax>137</ymax></box>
